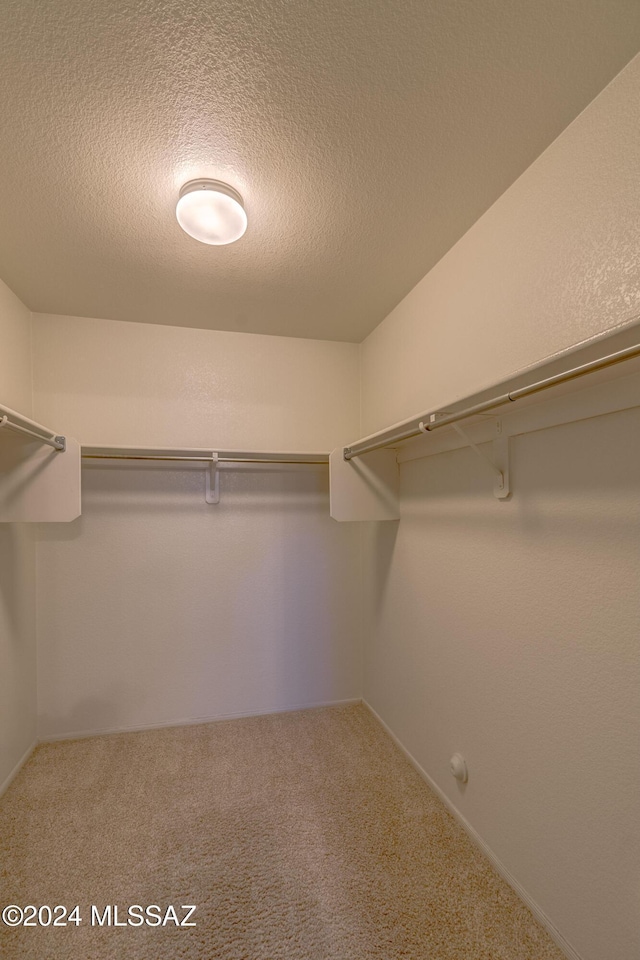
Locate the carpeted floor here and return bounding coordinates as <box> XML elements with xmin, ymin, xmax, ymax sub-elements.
<box><xmin>0</xmin><ymin>704</ymin><xmax>565</xmax><ymax>960</ymax></box>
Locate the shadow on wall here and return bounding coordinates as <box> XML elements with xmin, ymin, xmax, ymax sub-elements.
<box><xmin>0</xmin><ymin>523</ymin><xmax>34</xmax><ymax>637</ymax></box>
<box><xmin>77</xmin><ymin>460</ymin><xmax>332</xmax><ymax>513</ymax></box>
<box><xmin>38</xmin><ymin>684</ymin><xmax>136</xmax><ymax>742</ymax></box>
<box><xmin>0</xmin><ymin>524</ymin><xmax>20</xmax><ymax>634</ymax></box>
<box><xmin>36</xmin><ymin>515</ymin><xmax>84</xmax><ymax>544</ymax></box>
<box><xmin>370</xmin><ymin>520</ymin><xmax>399</xmax><ymax>618</ymax></box>
<box><xmin>398</xmin><ymin>413</ymin><xmax>640</xmax><ymax>539</ymax></box>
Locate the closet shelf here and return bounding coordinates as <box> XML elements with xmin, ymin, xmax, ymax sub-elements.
<box><xmin>330</xmin><ymin>338</ymin><xmax>640</xmax><ymax>521</ymax></box>
<box><xmin>4</xmin><ymin>339</ymin><xmax>637</xmax><ymax>524</ymax></box>
<box><xmin>81</xmin><ymin>446</ymin><xmax>330</xmax><ymax>506</ymax></box>
<box><xmin>342</xmin><ymin>340</ymin><xmax>640</xmax><ymax>462</ymax></box>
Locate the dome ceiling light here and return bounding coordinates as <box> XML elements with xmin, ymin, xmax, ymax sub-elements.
<box><xmin>176</xmin><ymin>179</ymin><xmax>247</xmax><ymax>245</ymax></box>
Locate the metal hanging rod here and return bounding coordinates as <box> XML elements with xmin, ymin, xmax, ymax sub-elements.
<box><xmin>0</xmin><ymin>404</ymin><xmax>66</xmax><ymax>451</ymax></box>
<box><xmin>343</xmin><ymin>341</ymin><xmax>640</xmax><ymax>461</ymax></box>
<box><xmin>81</xmin><ymin>446</ymin><xmax>329</xmax><ymax>465</ymax></box>
<box><xmin>82</xmin><ymin>455</ymin><xmax>329</xmax><ymax>465</ymax></box>
<box><xmin>83</xmin><ymin>455</ymin><xmax>216</xmax><ymax>462</ymax></box>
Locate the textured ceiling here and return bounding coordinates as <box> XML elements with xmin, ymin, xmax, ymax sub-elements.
<box><xmin>0</xmin><ymin>1</ymin><xmax>639</xmax><ymax>342</ymax></box>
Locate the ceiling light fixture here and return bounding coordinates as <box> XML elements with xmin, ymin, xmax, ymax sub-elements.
<box><xmin>176</xmin><ymin>179</ymin><xmax>247</xmax><ymax>245</ymax></box>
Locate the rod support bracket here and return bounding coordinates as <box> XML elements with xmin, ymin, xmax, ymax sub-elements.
<box><xmin>419</xmin><ymin>413</ymin><xmax>454</xmax><ymax>432</ymax></box>
<box><xmin>451</xmin><ymin>420</ymin><xmax>510</xmax><ymax>499</ymax></box>
<box><xmin>205</xmin><ymin>453</ymin><xmax>220</xmax><ymax>504</ymax></box>
<box><xmin>54</xmin><ymin>436</ymin><xmax>66</xmax><ymax>452</ymax></box>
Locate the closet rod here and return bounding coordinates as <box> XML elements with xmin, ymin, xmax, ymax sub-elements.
<box><xmin>82</xmin><ymin>455</ymin><xmax>328</xmax><ymax>465</ymax></box>
<box><xmin>0</xmin><ymin>404</ymin><xmax>66</xmax><ymax>451</ymax></box>
<box><xmin>343</xmin><ymin>341</ymin><xmax>640</xmax><ymax>460</ymax></box>
<box><xmin>81</xmin><ymin>447</ymin><xmax>330</xmax><ymax>465</ymax></box>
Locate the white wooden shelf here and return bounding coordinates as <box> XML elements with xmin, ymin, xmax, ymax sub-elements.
<box><xmin>3</xmin><ymin>336</ymin><xmax>638</xmax><ymax>524</ymax></box>
<box><xmin>332</xmin><ymin>338</ymin><xmax>640</xmax><ymax>520</ymax></box>
<box><xmin>81</xmin><ymin>445</ymin><xmax>330</xmax><ymax>505</ymax></box>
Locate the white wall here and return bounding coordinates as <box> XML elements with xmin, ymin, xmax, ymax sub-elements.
<box><xmin>0</xmin><ymin>279</ymin><xmax>37</xmax><ymax>792</ymax></box>
<box><xmin>360</xmin><ymin>54</ymin><xmax>640</xmax><ymax>960</ymax></box>
<box><xmin>32</xmin><ymin>314</ymin><xmax>362</xmax><ymax>739</ymax></box>
<box><xmin>361</xmin><ymin>53</ymin><xmax>640</xmax><ymax>435</ymax></box>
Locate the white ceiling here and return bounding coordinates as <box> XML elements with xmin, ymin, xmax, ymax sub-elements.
<box><xmin>0</xmin><ymin>1</ymin><xmax>639</xmax><ymax>342</ymax></box>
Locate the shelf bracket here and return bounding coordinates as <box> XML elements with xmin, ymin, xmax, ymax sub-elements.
<box><xmin>420</xmin><ymin>417</ymin><xmax>509</xmax><ymax>499</ymax></box>
<box><xmin>205</xmin><ymin>453</ymin><xmax>220</xmax><ymax>504</ymax></box>
<box><xmin>453</xmin><ymin>420</ymin><xmax>509</xmax><ymax>499</ymax></box>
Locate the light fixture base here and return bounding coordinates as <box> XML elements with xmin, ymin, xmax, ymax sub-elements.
<box><xmin>178</xmin><ymin>179</ymin><xmax>244</xmax><ymax>207</ymax></box>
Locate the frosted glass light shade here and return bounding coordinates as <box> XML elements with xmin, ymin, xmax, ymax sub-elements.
<box><xmin>176</xmin><ymin>180</ymin><xmax>247</xmax><ymax>245</ymax></box>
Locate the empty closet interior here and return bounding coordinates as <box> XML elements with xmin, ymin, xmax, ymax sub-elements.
<box><xmin>1</xmin><ymin>6</ymin><xmax>639</xmax><ymax>960</ymax></box>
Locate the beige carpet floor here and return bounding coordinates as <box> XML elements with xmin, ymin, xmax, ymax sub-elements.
<box><xmin>0</xmin><ymin>704</ymin><xmax>565</xmax><ymax>960</ymax></box>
